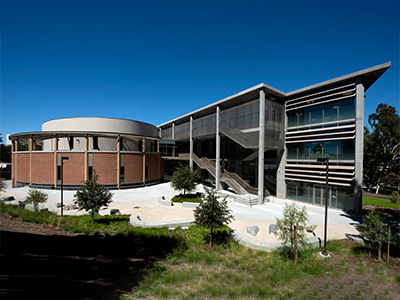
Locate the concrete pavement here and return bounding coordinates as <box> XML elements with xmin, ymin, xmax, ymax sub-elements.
<box><xmin>1</xmin><ymin>181</ymin><xmax>361</xmax><ymax>244</ymax></box>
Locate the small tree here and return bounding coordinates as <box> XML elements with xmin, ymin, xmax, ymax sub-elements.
<box><xmin>359</xmin><ymin>210</ymin><xmax>390</xmax><ymax>261</ymax></box>
<box><xmin>73</xmin><ymin>172</ymin><xmax>113</xmax><ymax>224</ymax></box>
<box><xmin>170</xmin><ymin>163</ymin><xmax>200</xmax><ymax>196</ymax></box>
<box><xmin>274</xmin><ymin>202</ymin><xmax>316</xmax><ymax>264</ymax></box>
<box><xmin>194</xmin><ymin>187</ymin><xmax>234</xmax><ymax>247</ymax></box>
<box><xmin>25</xmin><ymin>188</ymin><xmax>49</xmax><ymax>212</ymax></box>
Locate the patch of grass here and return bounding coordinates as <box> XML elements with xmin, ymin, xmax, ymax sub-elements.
<box><xmin>363</xmin><ymin>196</ymin><xmax>400</xmax><ymax>209</ymax></box>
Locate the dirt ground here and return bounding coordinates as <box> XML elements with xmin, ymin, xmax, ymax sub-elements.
<box><xmin>0</xmin><ymin>213</ymin><xmax>164</xmax><ymax>300</ymax></box>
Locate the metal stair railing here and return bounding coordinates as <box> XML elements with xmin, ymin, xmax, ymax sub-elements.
<box><xmin>219</xmin><ymin>123</ymin><xmax>258</xmax><ymax>149</ymax></box>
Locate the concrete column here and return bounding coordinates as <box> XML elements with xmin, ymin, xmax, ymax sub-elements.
<box><xmin>216</xmin><ymin>106</ymin><xmax>221</xmax><ymax>190</ymax></box>
<box><xmin>53</xmin><ymin>135</ymin><xmax>58</xmax><ymax>188</ymax></box>
<box><xmin>157</xmin><ymin>140</ymin><xmax>160</xmax><ymax>182</ymax></box>
<box><xmin>84</xmin><ymin>136</ymin><xmax>89</xmax><ymax>182</ymax></box>
<box><xmin>11</xmin><ymin>140</ymin><xmax>15</xmax><ymax>188</ymax></box>
<box><xmin>29</xmin><ymin>136</ymin><xmax>33</xmax><ymax>185</ymax></box>
<box><xmin>276</xmin><ymin>101</ymin><xmax>288</xmax><ymax>199</ymax></box>
<box><xmin>258</xmin><ymin>89</ymin><xmax>266</xmax><ymax>204</ymax></box>
<box><xmin>172</xmin><ymin>123</ymin><xmax>175</xmax><ymax>140</ymax></box>
<box><xmin>142</xmin><ymin>137</ymin><xmax>146</xmax><ymax>184</ymax></box>
<box><xmin>189</xmin><ymin>116</ymin><xmax>193</xmax><ymax>170</ymax></box>
<box><xmin>354</xmin><ymin>81</ymin><xmax>364</xmax><ymax>213</ymax></box>
<box><xmin>117</xmin><ymin>135</ymin><xmax>121</xmax><ymax>189</ymax></box>
<box><xmin>159</xmin><ymin>128</ymin><xmax>162</xmax><ymax>139</ymax></box>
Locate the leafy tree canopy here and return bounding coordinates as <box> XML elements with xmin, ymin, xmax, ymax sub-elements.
<box><xmin>170</xmin><ymin>163</ymin><xmax>200</xmax><ymax>196</ymax></box>
<box><xmin>73</xmin><ymin>172</ymin><xmax>113</xmax><ymax>224</ymax></box>
<box><xmin>364</xmin><ymin>103</ymin><xmax>400</xmax><ymax>193</ymax></box>
<box><xmin>194</xmin><ymin>187</ymin><xmax>234</xmax><ymax>246</ymax></box>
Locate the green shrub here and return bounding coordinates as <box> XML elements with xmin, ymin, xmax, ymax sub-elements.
<box><xmin>171</xmin><ymin>194</ymin><xmax>202</xmax><ymax>203</ymax></box>
<box><xmin>390</xmin><ymin>191</ymin><xmax>399</xmax><ymax>204</ymax></box>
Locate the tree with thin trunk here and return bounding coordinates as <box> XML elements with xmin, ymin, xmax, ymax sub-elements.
<box><xmin>73</xmin><ymin>172</ymin><xmax>113</xmax><ymax>224</ymax></box>
<box><xmin>194</xmin><ymin>187</ymin><xmax>234</xmax><ymax>247</ymax></box>
<box><xmin>274</xmin><ymin>202</ymin><xmax>316</xmax><ymax>263</ymax></box>
<box><xmin>25</xmin><ymin>188</ymin><xmax>49</xmax><ymax>212</ymax></box>
<box><xmin>359</xmin><ymin>210</ymin><xmax>390</xmax><ymax>261</ymax></box>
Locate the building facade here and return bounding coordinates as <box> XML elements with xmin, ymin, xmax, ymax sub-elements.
<box><xmin>158</xmin><ymin>62</ymin><xmax>391</xmax><ymax>212</ymax></box>
<box><xmin>9</xmin><ymin>117</ymin><xmax>163</xmax><ymax>189</ymax></box>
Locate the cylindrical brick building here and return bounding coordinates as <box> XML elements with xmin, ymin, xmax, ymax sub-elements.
<box><xmin>9</xmin><ymin>117</ymin><xmax>164</xmax><ymax>190</ymax></box>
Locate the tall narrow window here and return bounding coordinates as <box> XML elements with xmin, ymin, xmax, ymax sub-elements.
<box><xmin>93</xmin><ymin>136</ymin><xmax>99</xmax><ymax>150</ymax></box>
<box><xmin>68</xmin><ymin>136</ymin><xmax>74</xmax><ymax>150</ymax></box>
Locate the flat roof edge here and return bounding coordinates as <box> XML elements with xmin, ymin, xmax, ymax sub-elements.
<box><xmin>157</xmin><ymin>83</ymin><xmax>286</xmax><ymax>128</ymax></box>
<box><xmin>286</xmin><ymin>62</ymin><xmax>391</xmax><ymax>97</ymax></box>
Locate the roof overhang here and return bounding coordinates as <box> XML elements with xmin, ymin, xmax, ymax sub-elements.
<box><xmin>158</xmin><ymin>83</ymin><xmax>285</xmax><ymax>128</ymax></box>
<box><xmin>8</xmin><ymin>131</ymin><xmax>160</xmax><ymax>143</ymax></box>
<box><xmin>286</xmin><ymin>62</ymin><xmax>391</xmax><ymax>98</ymax></box>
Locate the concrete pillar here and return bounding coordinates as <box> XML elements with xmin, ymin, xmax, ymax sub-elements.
<box><xmin>157</xmin><ymin>140</ymin><xmax>160</xmax><ymax>182</ymax></box>
<box><xmin>53</xmin><ymin>135</ymin><xmax>58</xmax><ymax>188</ymax></box>
<box><xmin>117</xmin><ymin>135</ymin><xmax>121</xmax><ymax>189</ymax></box>
<box><xmin>84</xmin><ymin>136</ymin><xmax>89</xmax><ymax>182</ymax></box>
<box><xmin>172</xmin><ymin>123</ymin><xmax>175</xmax><ymax>140</ymax></box>
<box><xmin>159</xmin><ymin>128</ymin><xmax>162</xmax><ymax>139</ymax></box>
<box><xmin>354</xmin><ymin>81</ymin><xmax>364</xmax><ymax>213</ymax></box>
<box><xmin>29</xmin><ymin>136</ymin><xmax>33</xmax><ymax>185</ymax></box>
<box><xmin>142</xmin><ymin>137</ymin><xmax>146</xmax><ymax>184</ymax></box>
<box><xmin>276</xmin><ymin>100</ymin><xmax>288</xmax><ymax>199</ymax></box>
<box><xmin>190</xmin><ymin>116</ymin><xmax>193</xmax><ymax>170</ymax></box>
<box><xmin>216</xmin><ymin>106</ymin><xmax>221</xmax><ymax>190</ymax></box>
<box><xmin>258</xmin><ymin>89</ymin><xmax>266</xmax><ymax>204</ymax></box>
<box><xmin>11</xmin><ymin>140</ymin><xmax>15</xmax><ymax>188</ymax></box>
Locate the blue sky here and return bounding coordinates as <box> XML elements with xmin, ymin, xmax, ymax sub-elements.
<box><xmin>1</xmin><ymin>0</ymin><xmax>399</xmax><ymax>142</ymax></box>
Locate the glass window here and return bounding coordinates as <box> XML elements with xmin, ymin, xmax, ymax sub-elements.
<box><xmin>201</xmin><ymin>119</ymin><xmax>208</xmax><ymax>127</ymax></box>
<box><xmin>337</xmin><ymin>187</ymin><xmax>353</xmax><ymax>210</ymax></box>
<box><xmin>338</xmin><ymin>98</ymin><xmax>355</xmax><ymax>120</ymax></box>
<box><xmin>298</xmin><ymin>109</ymin><xmax>308</xmax><ymax>126</ymax></box>
<box><xmin>288</xmin><ymin>112</ymin><xmax>297</xmax><ymax>127</ymax></box>
<box><xmin>324</xmin><ymin>102</ymin><xmax>338</xmax><ymax>122</ymax></box>
<box><xmin>286</xmin><ymin>182</ymin><xmax>297</xmax><ymax>200</ymax></box>
<box><xmin>310</xmin><ymin>142</ymin><xmax>323</xmax><ymax>159</ymax></box>
<box><xmin>308</xmin><ymin>105</ymin><xmax>323</xmax><ymax>124</ymax></box>
<box><xmin>338</xmin><ymin>140</ymin><xmax>355</xmax><ymax>160</ymax></box>
<box><xmin>323</xmin><ymin>141</ymin><xmax>337</xmax><ymax>159</ymax></box>
<box><xmin>287</xmin><ymin>145</ymin><xmax>297</xmax><ymax>159</ymax></box>
<box><xmin>298</xmin><ymin>143</ymin><xmax>310</xmax><ymax>159</ymax></box>
<box><xmin>298</xmin><ymin>183</ymin><xmax>311</xmax><ymax>203</ymax></box>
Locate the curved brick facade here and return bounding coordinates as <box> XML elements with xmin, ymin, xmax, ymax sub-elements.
<box><xmin>9</xmin><ymin>117</ymin><xmax>163</xmax><ymax>190</ymax></box>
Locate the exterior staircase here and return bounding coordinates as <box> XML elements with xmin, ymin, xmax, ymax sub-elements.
<box><xmin>178</xmin><ymin>153</ymin><xmax>270</xmax><ymax>205</ymax></box>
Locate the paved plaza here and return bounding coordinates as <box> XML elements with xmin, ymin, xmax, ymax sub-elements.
<box><xmin>1</xmin><ymin>181</ymin><xmax>362</xmax><ymax>244</ymax></box>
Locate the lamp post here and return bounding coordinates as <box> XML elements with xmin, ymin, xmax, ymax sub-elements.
<box><xmin>60</xmin><ymin>156</ymin><xmax>69</xmax><ymax>216</ymax></box>
<box><xmin>317</xmin><ymin>157</ymin><xmax>329</xmax><ymax>256</ymax></box>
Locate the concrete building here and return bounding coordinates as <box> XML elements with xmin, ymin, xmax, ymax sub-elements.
<box><xmin>9</xmin><ymin>117</ymin><xmax>163</xmax><ymax>189</ymax></box>
<box><xmin>158</xmin><ymin>62</ymin><xmax>391</xmax><ymax>212</ymax></box>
